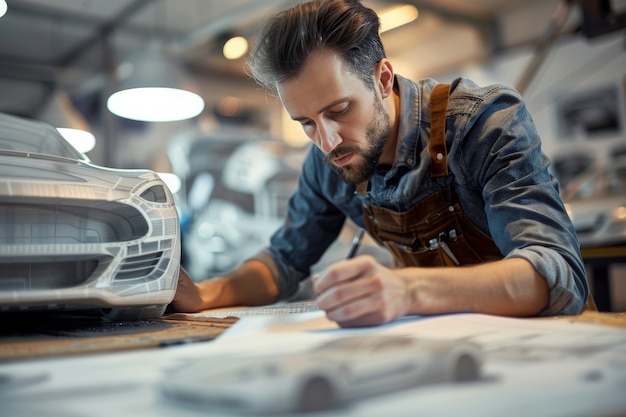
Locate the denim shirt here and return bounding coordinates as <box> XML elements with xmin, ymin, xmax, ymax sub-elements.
<box><xmin>254</xmin><ymin>75</ymin><xmax>588</xmax><ymax>316</ymax></box>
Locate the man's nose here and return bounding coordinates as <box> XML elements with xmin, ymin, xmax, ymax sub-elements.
<box><xmin>317</xmin><ymin>122</ymin><xmax>342</xmax><ymax>153</ymax></box>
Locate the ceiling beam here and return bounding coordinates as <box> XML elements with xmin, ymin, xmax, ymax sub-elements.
<box><xmin>55</xmin><ymin>0</ymin><xmax>154</xmax><ymax>68</ymax></box>
<box><xmin>168</xmin><ymin>0</ymin><xmax>286</xmax><ymax>55</ymax></box>
<box><xmin>7</xmin><ymin>0</ymin><xmax>186</xmax><ymax>69</ymax></box>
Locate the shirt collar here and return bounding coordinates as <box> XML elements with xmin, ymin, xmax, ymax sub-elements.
<box><xmin>381</xmin><ymin>74</ymin><xmax>424</xmax><ymax>178</ymax></box>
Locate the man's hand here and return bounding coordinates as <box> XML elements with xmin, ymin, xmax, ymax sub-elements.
<box><xmin>167</xmin><ymin>260</ymin><xmax>280</xmax><ymax>314</ymax></box>
<box><xmin>168</xmin><ymin>267</ymin><xmax>206</xmax><ymax>313</ymax></box>
<box><xmin>312</xmin><ymin>255</ymin><xmax>409</xmax><ymax>327</ymax></box>
<box><xmin>313</xmin><ymin>256</ymin><xmax>550</xmax><ymax>326</ymax></box>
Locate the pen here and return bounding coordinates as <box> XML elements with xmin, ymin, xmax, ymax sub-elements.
<box><xmin>346</xmin><ymin>228</ymin><xmax>365</xmax><ymax>259</ymax></box>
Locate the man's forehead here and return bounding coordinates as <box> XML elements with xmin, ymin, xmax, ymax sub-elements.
<box><xmin>277</xmin><ymin>51</ymin><xmax>364</xmax><ymax>115</ymax></box>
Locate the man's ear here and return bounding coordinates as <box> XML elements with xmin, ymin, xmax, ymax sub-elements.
<box><xmin>376</xmin><ymin>59</ymin><xmax>394</xmax><ymax>99</ymax></box>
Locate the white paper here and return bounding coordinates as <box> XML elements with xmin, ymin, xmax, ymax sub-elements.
<box><xmin>1</xmin><ymin>312</ymin><xmax>625</xmax><ymax>417</ymax></box>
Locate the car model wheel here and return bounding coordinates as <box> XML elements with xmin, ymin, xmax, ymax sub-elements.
<box><xmin>100</xmin><ymin>304</ymin><xmax>168</xmax><ymax>321</ymax></box>
<box><xmin>299</xmin><ymin>376</ymin><xmax>335</xmax><ymax>412</ymax></box>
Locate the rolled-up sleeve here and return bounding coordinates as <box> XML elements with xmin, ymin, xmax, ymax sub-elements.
<box><xmin>456</xmin><ymin>81</ymin><xmax>588</xmax><ymax>315</ymax></box>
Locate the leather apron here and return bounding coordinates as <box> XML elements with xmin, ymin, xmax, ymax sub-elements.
<box><xmin>356</xmin><ymin>83</ymin><xmax>503</xmax><ymax>268</ymax></box>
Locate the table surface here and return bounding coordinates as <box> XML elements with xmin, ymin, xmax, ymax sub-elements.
<box><xmin>1</xmin><ymin>309</ymin><xmax>625</xmax><ymax>362</ymax></box>
<box><xmin>580</xmin><ymin>243</ymin><xmax>626</xmax><ymax>260</ymax></box>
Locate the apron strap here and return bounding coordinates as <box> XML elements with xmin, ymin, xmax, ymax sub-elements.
<box><xmin>355</xmin><ymin>181</ymin><xmax>369</xmax><ymax>196</ymax></box>
<box><xmin>357</xmin><ymin>82</ymin><xmax>451</xmax><ymax>195</ymax></box>
<box><xmin>429</xmin><ymin>83</ymin><xmax>451</xmax><ymax>178</ymax></box>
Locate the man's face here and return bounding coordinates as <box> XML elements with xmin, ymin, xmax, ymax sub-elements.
<box><xmin>277</xmin><ymin>49</ymin><xmax>391</xmax><ymax>186</ymax></box>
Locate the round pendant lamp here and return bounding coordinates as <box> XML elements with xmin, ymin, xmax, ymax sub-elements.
<box><xmin>107</xmin><ymin>42</ymin><xmax>205</xmax><ymax>122</ymax></box>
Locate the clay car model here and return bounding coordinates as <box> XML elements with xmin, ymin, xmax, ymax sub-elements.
<box><xmin>563</xmin><ymin>160</ymin><xmax>626</xmax><ymax>247</ymax></box>
<box><xmin>161</xmin><ymin>334</ymin><xmax>483</xmax><ymax>413</ymax></box>
<box><xmin>0</xmin><ymin>112</ymin><xmax>180</xmax><ymax>320</ymax></box>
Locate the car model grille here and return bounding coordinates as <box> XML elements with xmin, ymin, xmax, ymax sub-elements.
<box><xmin>0</xmin><ymin>201</ymin><xmax>149</xmax><ymax>243</ymax></box>
<box><xmin>0</xmin><ymin>256</ymin><xmax>104</xmax><ymax>290</ymax></box>
<box><xmin>115</xmin><ymin>252</ymin><xmax>163</xmax><ymax>280</ymax></box>
<box><xmin>0</xmin><ymin>250</ymin><xmax>170</xmax><ymax>291</ymax></box>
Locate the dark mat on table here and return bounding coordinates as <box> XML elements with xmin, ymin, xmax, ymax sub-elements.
<box><xmin>0</xmin><ymin>312</ymin><xmax>237</xmax><ymax>361</ymax></box>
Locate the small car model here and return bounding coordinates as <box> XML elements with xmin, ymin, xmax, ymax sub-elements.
<box><xmin>562</xmin><ymin>160</ymin><xmax>626</xmax><ymax>247</ymax></box>
<box><xmin>0</xmin><ymin>112</ymin><xmax>180</xmax><ymax>320</ymax></box>
<box><xmin>161</xmin><ymin>334</ymin><xmax>483</xmax><ymax>414</ymax></box>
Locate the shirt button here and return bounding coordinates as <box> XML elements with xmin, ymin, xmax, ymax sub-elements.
<box><xmin>436</xmin><ymin>153</ymin><xmax>444</xmax><ymax>160</ymax></box>
<box><xmin>407</xmin><ymin>158</ymin><xmax>413</xmax><ymax>164</ymax></box>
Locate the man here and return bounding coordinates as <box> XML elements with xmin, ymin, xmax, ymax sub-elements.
<box><xmin>170</xmin><ymin>0</ymin><xmax>590</xmax><ymax>327</ymax></box>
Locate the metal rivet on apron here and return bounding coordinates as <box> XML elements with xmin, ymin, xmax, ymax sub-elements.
<box><xmin>449</xmin><ymin>206</ymin><xmax>454</xmax><ymax>212</ymax></box>
<box><xmin>436</xmin><ymin>152</ymin><xmax>444</xmax><ymax>160</ymax></box>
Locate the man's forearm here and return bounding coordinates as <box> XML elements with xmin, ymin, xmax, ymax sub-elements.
<box><xmin>403</xmin><ymin>258</ymin><xmax>549</xmax><ymax>317</ymax></box>
<box><xmin>197</xmin><ymin>259</ymin><xmax>279</xmax><ymax>309</ymax></box>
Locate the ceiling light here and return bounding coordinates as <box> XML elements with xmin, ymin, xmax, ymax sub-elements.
<box><xmin>614</xmin><ymin>206</ymin><xmax>626</xmax><ymax>221</ymax></box>
<box><xmin>107</xmin><ymin>43</ymin><xmax>205</xmax><ymax>122</ymax></box>
<box><xmin>379</xmin><ymin>4</ymin><xmax>419</xmax><ymax>33</ymax></box>
<box><xmin>218</xmin><ymin>96</ymin><xmax>242</xmax><ymax>116</ymax></box>
<box><xmin>56</xmin><ymin>128</ymin><xmax>96</xmax><ymax>154</ymax></box>
<box><xmin>223</xmin><ymin>36</ymin><xmax>248</xmax><ymax>60</ymax></box>
<box><xmin>38</xmin><ymin>90</ymin><xmax>96</xmax><ymax>154</ymax></box>
<box><xmin>0</xmin><ymin>0</ymin><xmax>7</xmax><ymax>18</ymax></box>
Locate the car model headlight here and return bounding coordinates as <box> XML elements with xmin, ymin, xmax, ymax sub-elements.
<box><xmin>140</xmin><ymin>184</ymin><xmax>169</xmax><ymax>203</ymax></box>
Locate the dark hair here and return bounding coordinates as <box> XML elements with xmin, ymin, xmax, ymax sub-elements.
<box><xmin>247</xmin><ymin>0</ymin><xmax>386</xmax><ymax>94</ymax></box>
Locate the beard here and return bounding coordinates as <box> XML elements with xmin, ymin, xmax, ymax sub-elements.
<box><xmin>323</xmin><ymin>95</ymin><xmax>391</xmax><ymax>186</ymax></box>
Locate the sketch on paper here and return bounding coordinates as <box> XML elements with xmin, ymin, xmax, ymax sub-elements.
<box><xmin>161</xmin><ymin>334</ymin><xmax>483</xmax><ymax>414</ymax></box>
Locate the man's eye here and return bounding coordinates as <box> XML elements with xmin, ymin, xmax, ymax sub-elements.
<box><xmin>329</xmin><ymin>104</ymin><xmax>349</xmax><ymax>115</ymax></box>
<box><xmin>300</xmin><ymin>120</ymin><xmax>315</xmax><ymax>133</ymax></box>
